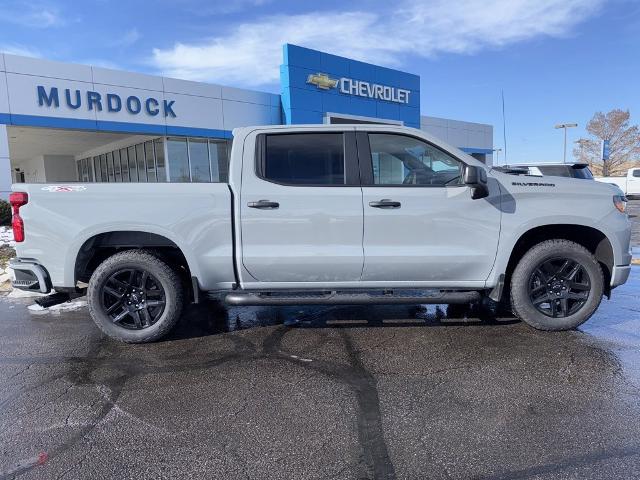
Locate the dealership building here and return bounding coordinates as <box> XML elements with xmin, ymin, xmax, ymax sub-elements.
<box><xmin>0</xmin><ymin>44</ymin><xmax>493</xmax><ymax>197</ymax></box>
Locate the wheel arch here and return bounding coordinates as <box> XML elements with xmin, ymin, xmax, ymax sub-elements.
<box><xmin>503</xmin><ymin>224</ymin><xmax>614</xmax><ymax>297</ymax></box>
<box><xmin>73</xmin><ymin>230</ymin><xmax>198</xmax><ymax>300</ymax></box>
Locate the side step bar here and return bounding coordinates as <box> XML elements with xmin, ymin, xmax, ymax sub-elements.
<box><xmin>225</xmin><ymin>290</ymin><xmax>481</xmax><ymax>306</ymax></box>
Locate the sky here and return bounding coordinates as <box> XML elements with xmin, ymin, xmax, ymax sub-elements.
<box><xmin>0</xmin><ymin>0</ymin><xmax>639</xmax><ymax>164</ymax></box>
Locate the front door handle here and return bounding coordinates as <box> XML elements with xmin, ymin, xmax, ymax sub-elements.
<box><xmin>248</xmin><ymin>199</ymin><xmax>280</xmax><ymax>209</ymax></box>
<box><xmin>369</xmin><ymin>199</ymin><xmax>401</xmax><ymax>209</ymax></box>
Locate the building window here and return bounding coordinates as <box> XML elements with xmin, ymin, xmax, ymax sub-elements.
<box><xmin>128</xmin><ymin>146</ymin><xmax>138</xmax><ymax>182</ymax></box>
<box><xmin>167</xmin><ymin>138</ymin><xmax>190</xmax><ymax>182</ymax></box>
<box><xmin>100</xmin><ymin>155</ymin><xmax>108</xmax><ymax>183</ymax></box>
<box><xmin>145</xmin><ymin>141</ymin><xmax>156</xmax><ymax>182</ymax></box>
<box><xmin>106</xmin><ymin>152</ymin><xmax>115</xmax><ymax>182</ymax></box>
<box><xmin>209</xmin><ymin>140</ymin><xmax>229</xmax><ymax>182</ymax></box>
<box><xmin>154</xmin><ymin>139</ymin><xmax>166</xmax><ymax>182</ymax></box>
<box><xmin>120</xmin><ymin>148</ymin><xmax>129</xmax><ymax>182</ymax></box>
<box><xmin>75</xmin><ymin>136</ymin><xmax>228</xmax><ymax>184</ymax></box>
<box><xmin>86</xmin><ymin>158</ymin><xmax>93</xmax><ymax>181</ymax></box>
<box><xmin>189</xmin><ymin>138</ymin><xmax>211</xmax><ymax>182</ymax></box>
<box><xmin>136</xmin><ymin>143</ymin><xmax>146</xmax><ymax>182</ymax></box>
<box><xmin>113</xmin><ymin>150</ymin><xmax>122</xmax><ymax>182</ymax></box>
<box><xmin>93</xmin><ymin>157</ymin><xmax>100</xmax><ymax>182</ymax></box>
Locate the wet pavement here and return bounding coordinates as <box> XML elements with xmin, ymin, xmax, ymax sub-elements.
<box><xmin>1</xmin><ymin>271</ymin><xmax>639</xmax><ymax>479</ymax></box>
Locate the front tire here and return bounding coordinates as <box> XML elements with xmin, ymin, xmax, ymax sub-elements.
<box><xmin>510</xmin><ymin>240</ymin><xmax>603</xmax><ymax>331</ymax></box>
<box><xmin>87</xmin><ymin>250</ymin><xmax>184</xmax><ymax>343</ymax></box>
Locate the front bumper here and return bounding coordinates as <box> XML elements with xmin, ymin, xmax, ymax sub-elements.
<box><xmin>9</xmin><ymin>258</ymin><xmax>52</xmax><ymax>293</ymax></box>
<box><xmin>611</xmin><ymin>264</ymin><xmax>631</xmax><ymax>288</ymax></box>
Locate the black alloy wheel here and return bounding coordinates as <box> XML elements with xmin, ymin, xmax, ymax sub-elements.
<box><xmin>528</xmin><ymin>257</ymin><xmax>591</xmax><ymax>318</ymax></box>
<box><xmin>101</xmin><ymin>268</ymin><xmax>166</xmax><ymax>330</ymax></box>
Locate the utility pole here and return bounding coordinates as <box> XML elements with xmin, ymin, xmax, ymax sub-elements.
<box><xmin>555</xmin><ymin>123</ymin><xmax>578</xmax><ymax>163</ymax></box>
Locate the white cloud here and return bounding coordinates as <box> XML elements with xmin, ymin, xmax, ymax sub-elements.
<box><xmin>109</xmin><ymin>28</ymin><xmax>141</xmax><ymax>48</ymax></box>
<box><xmin>79</xmin><ymin>59</ymin><xmax>122</xmax><ymax>70</ymax></box>
<box><xmin>0</xmin><ymin>3</ymin><xmax>65</xmax><ymax>28</ymax></box>
<box><xmin>151</xmin><ymin>0</ymin><xmax>603</xmax><ymax>87</ymax></box>
<box><xmin>0</xmin><ymin>44</ymin><xmax>41</xmax><ymax>58</ymax></box>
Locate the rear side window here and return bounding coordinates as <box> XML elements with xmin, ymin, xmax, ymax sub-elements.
<box><xmin>572</xmin><ymin>165</ymin><xmax>593</xmax><ymax>179</ymax></box>
<box><xmin>537</xmin><ymin>166</ymin><xmax>572</xmax><ymax>177</ymax></box>
<box><xmin>262</xmin><ymin>133</ymin><xmax>345</xmax><ymax>185</ymax></box>
<box><xmin>633</xmin><ymin>169</ymin><xmax>640</xmax><ymax>178</ymax></box>
<box><xmin>537</xmin><ymin>165</ymin><xmax>593</xmax><ymax>179</ymax></box>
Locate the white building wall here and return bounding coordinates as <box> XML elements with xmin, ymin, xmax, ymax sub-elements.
<box><xmin>43</xmin><ymin>155</ymin><xmax>77</xmax><ymax>182</ymax></box>
<box><xmin>0</xmin><ymin>124</ymin><xmax>10</xmax><ymax>199</ymax></box>
<box><xmin>420</xmin><ymin>115</ymin><xmax>493</xmax><ymax>165</ymax></box>
<box><xmin>0</xmin><ymin>54</ymin><xmax>282</xmax><ymax>134</ymax></box>
<box><xmin>19</xmin><ymin>156</ymin><xmax>46</xmax><ymax>183</ymax></box>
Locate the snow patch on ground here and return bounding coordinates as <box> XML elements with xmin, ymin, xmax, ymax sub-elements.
<box><xmin>27</xmin><ymin>299</ymin><xmax>88</xmax><ymax>315</ymax></box>
<box><xmin>7</xmin><ymin>288</ymin><xmax>49</xmax><ymax>298</ymax></box>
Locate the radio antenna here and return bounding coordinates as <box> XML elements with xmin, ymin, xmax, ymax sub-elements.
<box><xmin>501</xmin><ymin>89</ymin><xmax>507</xmax><ymax>165</ymax></box>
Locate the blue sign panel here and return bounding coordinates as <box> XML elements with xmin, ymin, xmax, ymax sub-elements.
<box><xmin>280</xmin><ymin>44</ymin><xmax>420</xmax><ymax>128</ymax></box>
<box><xmin>602</xmin><ymin>139</ymin><xmax>610</xmax><ymax>161</ymax></box>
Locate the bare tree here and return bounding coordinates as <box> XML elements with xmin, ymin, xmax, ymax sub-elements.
<box><xmin>573</xmin><ymin>109</ymin><xmax>640</xmax><ymax>176</ymax></box>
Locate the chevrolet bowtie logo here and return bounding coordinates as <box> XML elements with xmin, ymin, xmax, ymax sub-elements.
<box><xmin>306</xmin><ymin>73</ymin><xmax>338</xmax><ymax>90</ymax></box>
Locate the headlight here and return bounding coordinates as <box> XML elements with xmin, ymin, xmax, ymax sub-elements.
<box><xmin>613</xmin><ymin>195</ymin><xmax>627</xmax><ymax>213</ymax></box>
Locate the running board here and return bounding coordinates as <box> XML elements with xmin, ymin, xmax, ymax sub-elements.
<box><xmin>224</xmin><ymin>290</ymin><xmax>481</xmax><ymax>306</ymax></box>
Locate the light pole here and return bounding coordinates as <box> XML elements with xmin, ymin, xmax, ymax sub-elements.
<box><xmin>555</xmin><ymin>123</ymin><xmax>578</xmax><ymax>163</ymax></box>
<box><xmin>493</xmin><ymin>148</ymin><xmax>503</xmax><ymax>165</ymax></box>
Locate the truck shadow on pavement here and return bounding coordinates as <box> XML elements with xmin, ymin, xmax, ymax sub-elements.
<box><xmin>167</xmin><ymin>300</ymin><xmax>521</xmax><ymax>342</ymax></box>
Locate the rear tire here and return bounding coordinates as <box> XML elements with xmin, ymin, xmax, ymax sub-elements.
<box><xmin>510</xmin><ymin>239</ymin><xmax>603</xmax><ymax>331</ymax></box>
<box><xmin>87</xmin><ymin>250</ymin><xmax>183</xmax><ymax>343</ymax></box>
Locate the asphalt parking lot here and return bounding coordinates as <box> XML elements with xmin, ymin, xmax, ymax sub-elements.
<box><xmin>1</xmin><ymin>267</ymin><xmax>640</xmax><ymax>480</ymax></box>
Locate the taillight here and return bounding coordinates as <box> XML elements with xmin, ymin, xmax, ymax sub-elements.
<box><xmin>9</xmin><ymin>192</ymin><xmax>28</xmax><ymax>242</ymax></box>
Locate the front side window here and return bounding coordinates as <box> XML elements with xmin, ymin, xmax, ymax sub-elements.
<box><xmin>368</xmin><ymin>133</ymin><xmax>462</xmax><ymax>186</ymax></box>
<box><xmin>262</xmin><ymin>133</ymin><xmax>345</xmax><ymax>185</ymax></box>
<box><xmin>633</xmin><ymin>169</ymin><xmax>640</xmax><ymax>178</ymax></box>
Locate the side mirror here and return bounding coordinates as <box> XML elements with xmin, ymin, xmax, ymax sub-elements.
<box><xmin>463</xmin><ymin>165</ymin><xmax>489</xmax><ymax>200</ymax></box>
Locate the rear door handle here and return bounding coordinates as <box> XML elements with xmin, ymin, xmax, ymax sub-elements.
<box><xmin>369</xmin><ymin>199</ymin><xmax>401</xmax><ymax>209</ymax></box>
<box><xmin>248</xmin><ymin>199</ymin><xmax>280</xmax><ymax>209</ymax></box>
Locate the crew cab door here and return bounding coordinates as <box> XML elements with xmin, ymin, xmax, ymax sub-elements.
<box><xmin>239</xmin><ymin>130</ymin><xmax>364</xmax><ymax>283</ymax></box>
<box><xmin>357</xmin><ymin>131</ymin><xmax>501</xmax><ymax>284</ymax></box>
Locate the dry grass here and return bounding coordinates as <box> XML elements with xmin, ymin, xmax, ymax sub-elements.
<box><xmin>0</xmin><ymin>245</ymin><xmax>16</xmax><ymax>270</ymax></box>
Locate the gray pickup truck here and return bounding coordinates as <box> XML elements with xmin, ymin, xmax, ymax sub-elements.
<box><xmin>9</xmin><ymin>124</ymin><xmax>632</xmax><ymax>343</ymax></box>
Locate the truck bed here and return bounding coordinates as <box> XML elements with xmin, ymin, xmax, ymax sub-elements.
<box><xmin>14</xmin><ymin>183</ymin><xmax>236</xmax><ymax>291</ymax></box>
